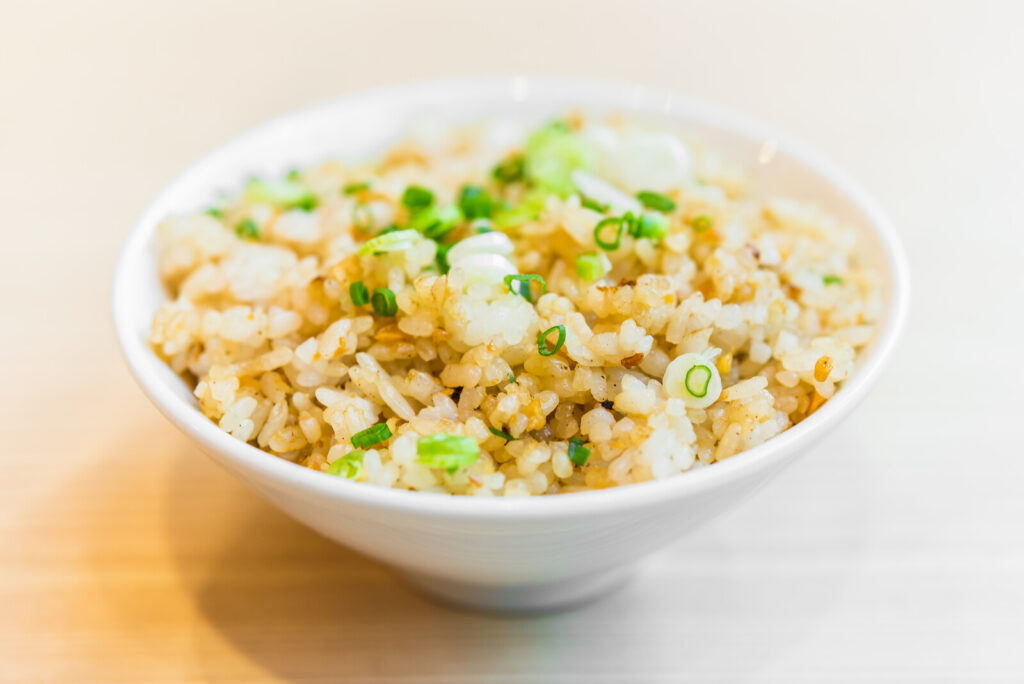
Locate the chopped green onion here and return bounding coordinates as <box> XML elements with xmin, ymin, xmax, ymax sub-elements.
<box><xmin>475</xmin><ymin>221</ymin><xmax>494</xmax><ymax>233</ymax></box>
<box><xmin>371</xmin><ymin>288</ymin><xmax>398</xmax><ymax>317</ymax></box>
<box><xmin>630</xmin><ymin>213</ymin><xmax>669</xmax><ymax>240</ymax></box>
<box><xmin>343</xmin><ymin>181</ymin><xmax>370</xmax><ymax>195</ymax></box>
<box><xmin>537</xmin><ymin>324</ymin><xmax>566</xmax><ymax>356</ymax></box>
<box><xmin>458</xmin><ymin>185</ymin><xmax>495</xmax><ymax>219</ymax></box>
<box><xmin>244</xmin><ymin>178</ymin><xmax>318</xmax><ymax>211</ymax></box>
<box><xmin>235</xmin><ymin>218</ymin><xmax>259</xmax><ymax>240</ymax></box>
<box><xmin>635</xmin><ymin>191</ymin><xmax>676</xmax><ymax>212</ymax></box>
<box><xmin>416</xmin><ymin>433</ymin><xmax>481</xmax><ymax>473</ymax></box>
<box><xmin>401</xmin><ymin>185</ymin><xmax>434</xmax><ymax>210</ymax></box>
<box><xmin>351</xmin><ymin>423</ymin><xmax>392</xmax><ymax>449</ymax></box>
<box><xmin>691</xmin><ymin>215</ymin><xmax>714</xmax><ymax>232</ymax></box>
<box><xmin>823</xmin><ymin>275</ymin><xmax>844</xmax><ymax>285</ymax></box>
<box><xmin>580</xmin><ymin>196</ymin><xmax>609</xmax><ymax>213</ymax></box>
<box><xmin>435</xmin><ymin>242</ymin><xmax>452</xmax><ymax>274</ymax></box>
<box><xmin>357</xmin><ymin>228</ymin><xmax>419</xmax><ymax>256</ymax></box>
<box><xmin>575</xmin><ymin>252</ymin><xmax>611</xmax><ymax>281</ymax></box>
<box><xmin>507</xmin><ymin>372</ymin><xmax>515</xmax><ymax>383</ymax></box>
<box><xmin>492</xmin><ymin>190</ymin><xmax>548</xmax><ymax>229</ymax></box>
<box><xmin>523</xmin><ymin>120</ymin><xmax>592</xmax><ymax>196</ymax></box>
<box><xmin>684</xmin><ymin>365</ymin><xmax>713</xmax><ymax>398</ymax></box>
<box><xmin>488</xmin><ymin>426</ymin><xmax>516</xmax><ymax>441</ymax></box>
<box><xmin>349</xmin><ymin>281</ymin><xmax>369</xmax><ymax>306</ymax></box>
<box><xmin>492</xmin><ymin>154</ymin><xmax>524</xmax><ymax>184</ymax></box>
<box><xmin>409</xmin><ymin>205</ymin><xmax>462</xmax><ymax>240</ymax></box>
<box><xmin>568</xmin><ymin>437</ymin><xmax>590</xmax><ymax>466</ymax></box>
<box><xmin>663</xmin><ymin>352</ymin><xmax>723</xmax><ymax>409</ymax></box>
<box><xmin>504</xmin><ymin>274</ymin><xmax>547</xmax><ymax>303</ymax></box>
<box><xmin>594</xmin><ymin>214</ymin><xmax>630</xmax><ymax>251</ymax></box>
<box><xmin>205</xmin><ymin>207</ymin><xmax>224</xmax><ymax>219</ymax></box>
<box><xmin>326</xmin><ymin>449</ymin><xmax>365</xmax><ymax>479</ymax></box>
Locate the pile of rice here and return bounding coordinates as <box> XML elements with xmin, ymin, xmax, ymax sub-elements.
<box><xmin>150</xmin><ymin>115</ymin><xmax>881</xmax><ymax>496</ymax></box>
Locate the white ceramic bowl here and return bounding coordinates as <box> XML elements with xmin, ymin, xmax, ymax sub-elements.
<box><xmin>113</xmin><ymin>76</ymin><xmax>909</xmax><ymax>612</ymax></box>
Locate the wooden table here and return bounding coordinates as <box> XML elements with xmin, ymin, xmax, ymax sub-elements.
<box><xmin>4</xmin><ymin>1</ymin><xmax>1023</xmax><ymax>681</ymax></box>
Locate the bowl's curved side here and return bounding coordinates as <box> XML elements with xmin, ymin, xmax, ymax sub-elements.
<box><xmin>113</xmin><ymin>76</ymin><xmax>909</xmax><ymax>609</ymax></box>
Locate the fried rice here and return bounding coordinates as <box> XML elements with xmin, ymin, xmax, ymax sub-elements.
<box><xmin>149</xmin><ymin>115</ymin><xmax>881</xmax><ymax>496</ymax></box>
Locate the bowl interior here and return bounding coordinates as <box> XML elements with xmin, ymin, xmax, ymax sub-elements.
<box><xmin>114</xmin><ymin>76</ymin><xmax>907</xmax><ymax>513</ymax></box>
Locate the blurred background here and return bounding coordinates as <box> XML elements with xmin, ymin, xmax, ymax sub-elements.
<box><xmin>2</xmin><ymin>1</ymin><xmax>1022</xmax><ymax>681</ymax></box>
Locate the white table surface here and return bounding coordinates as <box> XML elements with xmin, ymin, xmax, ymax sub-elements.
<box><xmin>2</xmin><ymin>1</ymin><xmax>1023</xmax><ymax>681</ymax></box>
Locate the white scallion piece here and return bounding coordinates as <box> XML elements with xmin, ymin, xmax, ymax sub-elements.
<box><xmin>571</xmin><ymin>169</ymin><xmax>643</xmax><ymax>215</ymax></box>
<box><xmin>445</xmin><ymin>231</ymin><xmax>515</xmax><ymax>265</ymax></box>
<box><xmin>450</xmin><ymin>252</ymin><xmax>518</xmax><ymax>286</ymax></box>
<box><xmin>663</xmin><ymin>352</ymin><xmax>722</xmax><ymax>408</ymax></box>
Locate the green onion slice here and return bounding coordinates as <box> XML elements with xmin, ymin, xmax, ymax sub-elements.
<box><xmin>205</xmin><ymin>207</ymin><xmax>224</xmax><ymax>219</ymax></box>
<box><xmin>401</xmin><ymin>185</ymin><xmax>434</xmax><ymax>210</ymax></box>
<box><xmin>343</xmin><ymin>181</ymin><xmax>371</xmax><ymax>195</ymax></box>
<box><xmin>416</xmin><ymin>433</ymin><xmax>481</xmax><ymax>473</ymax></box>
<box><xmin>357</xmin><ymin>228</ymin><xmax>419</xmax><ymax>256</ymax></box>
<box><xmin>458</xmin><ymin>185</ymin><xmax>495</xmax><ymax>219</ymax></box>
<box><xmin>663</xmin><ymin>352</ymin><xmax>723</xmax><ymax>409</ymax></box>
<box><xmin>537</xmin><ymin>325</ymin><xmax>566</xmax><ymax>356</ymax></box>
<box><xmin>823</xmin><ymin>274</ymin><xmax>844</xmax><ymax>285</ymax></box>
<box><xmin>594</xmin><ymin>214</ymin><xmax>631</xmax><ymax>251</ymax></box>
<box><xmin>435</xmin><ymin>242</ymin><xmax>453</xmax><ymax>274</ymax></box>
<box><xmin>580</xmin><ymin>196</ymin><xmax>610</xmax><ymax>213</ymax></box>
<box><xmin>371</xmin><ymin>288</ymin><xmax>398</xmax><ymax>317</ymax></box>
<box><xmin>684</xmin><ymin>364</ymin><xmax>713</xmax><ymax>398</ymax></box>
<box><xmin>575</xmin><ymin>252</ymin><xmax>611</xmax><ymax>281</ymax></box>
<box><xmin>691</xmin><ymin>215</ymin><xmax>714</xmax><ymax>232</ymax></box>
<box><xmin>630</xmin><ymin>212</ymin><xmax>669</xmax><ymax>240</ymax></box>
<box><xmin>635</xmin><ymin>191</ymin><xmax>676</xmax><ymax>212</ymax></box>
<box><xmin>409</xmin><ymin>205</ymin><xmax>462</xmax><ymax>240</ymax></box>
<box><xmin>349</xmin><ymin>281</ymin><xmax>369</xmax><ymax>306</ymax></box>
<box><xmin>488</xmin><ymin>426</ymin><xmax>516</xmax><ymax>441</ymax></box>
<box><xmin>504</xmin><ymin>274</ymin><xmax>547</xmax><ymax>303</ymax></box>
<box><xmin>326</xmin><ymin>449</ymin><xmax>365</xmax><ymax>479</ymax></box>
<box><xmin>492</xmin><ymin>154</ymin><xmax>525</xmax><ymax>184</ymax></box>
<box><xmin>568</xmin><ymin>437</ymin><xmax>590</xmax><ymax>466</ymax></box>
<box><xmin>235</xmin><ymin>218</ymin><xmax>259</xmax><ymax>240</ymax></box>
<box><xmin>351</xmin><ymin>423</ymin><xmax>392</xmax><ymax>449</ymax></box>
<box><xmin>244</xmin><ymin>178</ymin><xmax>318</xmax><ymax>211</ymax></box>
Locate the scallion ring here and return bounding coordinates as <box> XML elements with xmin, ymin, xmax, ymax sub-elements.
<box><xmin>691</xmin><ymin>215</ymin><xmax>714</xmax><ymax>232</ymax></box>
<box><xmin>343</xmin><ymin>181</ymin><xmax>370</xmax><ymax>195</ymax></box>
<box><xmin>351</xmin><ymin>423</ymin><xmax>392</xmax><ymax>449</ymax></box>
<box><xmin>568</xmin><ymin>437</ymin><xmax>590</xmax><ymax>466</ymax></box>
<box><xmin>575</xmin><ymin>252</ymin><xmax>611</xmax><ymax>281</ymax></box>
<box><xmin>594</xmin><ymin>214</ymin><xmax>630</xmax><ymax>251</ymax></box>
<box><xmin>504</xmin><ymin>274</ymin><xmax>547</xmax><ymax>303</ymax></box>
<box><xmin>684</xmin><ymin>365</ymin><xmax>713</xmax><ymax>398</ymax></box>
<box><xmin>235</xmin><ymin>218</ymin><xmax>259</xmax><ymax>240</ymax></box>
<box><xmin>326</xmin><ymin>449</ymin><xmax>365</xmax><ymax>479</ymax></box>
<box><xmin>537</xmin><ymin>324</ymin><xmax>566</xmax><ymax>356</ymax></box>
<box><xmin>663</xmin><ymin>352</ymin><xmax>723</xmax><ymax>408</ymax></box>
<box><xmin>371</xmin><ymin>288</ymin><xmax>398</xmax><ymax>317</ymax></box>
<box><xmin>401</xmin><ymin>185</ymin><xmax>434</xmax><ymax>210</ymax></box>
<box><xmin>416</xmin><ymin>433</ymin><xmax>481</xmax><ymax>473</ymax></box>
<box><xmin>635</xmin><ymin>190</ymin><xmax>676</xmax><ymax>212</ymax></box>
<box><xmin>349</xmin><ymin>281</ymin><xmax>369</xmax><ymax>306</ymax></box>
<box><xmin>357</xmin><ymin>228</ymin><xmax>419</xmax><ymax>256</ymax></box>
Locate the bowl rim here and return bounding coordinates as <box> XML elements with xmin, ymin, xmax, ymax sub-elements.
<box><xmin>113</xmin><ymin>75</ymin><xmax>910</xmax><ymax>521</ymax></box>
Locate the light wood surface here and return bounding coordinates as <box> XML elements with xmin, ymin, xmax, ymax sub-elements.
<box><xmin>3</xmin><ymin>1</ymin><xmax>1023</xmax><ymax>681</ymax></box>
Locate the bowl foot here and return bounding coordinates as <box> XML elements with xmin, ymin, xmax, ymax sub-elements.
<box><xmin>401</xmin><ymin>565</ymin><xmax>634</xmax><ymax>614</ymax></box>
